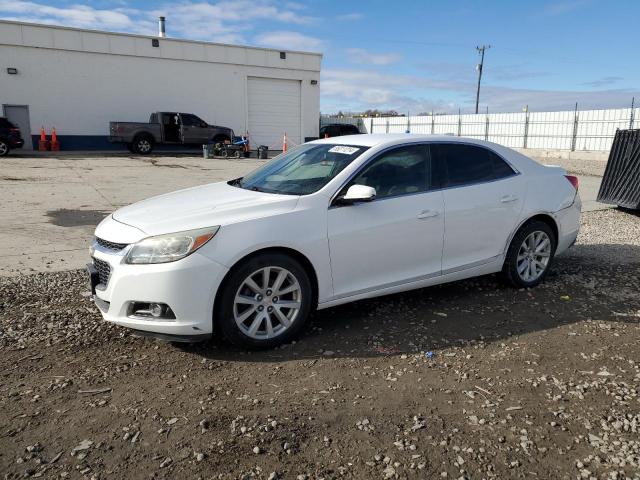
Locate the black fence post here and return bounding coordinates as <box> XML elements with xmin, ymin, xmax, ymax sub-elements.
<box><xmin>523</xmin><ymin>106</ymin><xmax>530</xmax><ymax>149</ymax></box>
<box><xmin>571</xmin><ymin>102</ymin><xmax>579</xmax><ymax>152</ymax></box>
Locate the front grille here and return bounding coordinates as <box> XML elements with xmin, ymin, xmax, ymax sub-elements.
<box><xmin>96</xmin><ymin>237</ymin><xmax>129</xmax><ymax>252</ymax></box>
<box><xmin>93</xmin><ymin>258</ymin><xmax>111</xmax><ymax>287</ymax></box>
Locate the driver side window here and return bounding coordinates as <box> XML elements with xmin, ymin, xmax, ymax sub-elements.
<box><xmin>350</xmin><ymin>145</ymin><xmax>429</xmax><ymax>199</ymax></box>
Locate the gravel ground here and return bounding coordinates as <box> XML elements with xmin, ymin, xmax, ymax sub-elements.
<box><xmin>1</xmin><ymin>208</ymin><xmax>639</xmax><ymax>479</ymax></box>
<box><xmin>526</xmin><ymin>155</ymin><xmax>608</xmax><ymax>178</ymax></box>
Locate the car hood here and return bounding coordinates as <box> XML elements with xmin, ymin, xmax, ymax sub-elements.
<box><xmin>111</xmin><ymin>182</ymin><xmax>299</xmax><ymax>236</ymax></box>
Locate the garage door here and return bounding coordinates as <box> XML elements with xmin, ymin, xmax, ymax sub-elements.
<box><xmin>247</xmin><ymin>77</ymin><xmax>301</xmax><ymax>150</ymax></box>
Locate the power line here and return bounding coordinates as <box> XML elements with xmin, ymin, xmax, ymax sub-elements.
<box><xmin>475</xmin><ymin>45</ymin><xmax>490</xmax><ymax>114</ymax></box>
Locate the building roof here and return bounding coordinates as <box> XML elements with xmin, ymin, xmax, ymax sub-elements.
<box><xmin>0</xmin><ymin>19</ymin><xmax>322</xmax><ymax>72</ymax></box>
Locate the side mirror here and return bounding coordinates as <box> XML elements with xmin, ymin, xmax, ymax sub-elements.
<box><xmin>336</xmin><ymin>184</ymin><xmax>376</xmax><ymax>205</ymax></box>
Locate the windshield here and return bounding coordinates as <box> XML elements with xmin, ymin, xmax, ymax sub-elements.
<box><xmin>233</xmin><ymin>143</ymin><xmax>368</xmax><ymax>195</ymax></box>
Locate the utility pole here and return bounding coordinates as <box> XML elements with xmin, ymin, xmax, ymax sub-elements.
<box><xmin>475</xmin><ymin>45</ymin><xmax>490</xmax><ymax>114</ymax></box>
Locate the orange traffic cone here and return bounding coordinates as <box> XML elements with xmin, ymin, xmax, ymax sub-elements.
<box><xmin>283</xmin><ymin>132</ymin><xmax>287</xmax><ymax>153</ymax></box>
<box><xmin>50</xmin><ymin>127</ymin><xmax>60</xmax><ymax>151</ymax></box>
<box><xmin>244</xmin><ymin>131</ymin><xmax>250</xmax><ymax>155</ymax></box>
<box><xmin>38</xmin><ymin>126</ymin><xmax>49</xmax><ymax>151</ymax></box>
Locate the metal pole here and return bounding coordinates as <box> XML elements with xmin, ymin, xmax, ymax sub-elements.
<box><xmin>475</xmin><ymin>45</ymin><xmax>490</xmax><ymax>114</ymax></box>
<box><xmin>523</xmin><ymin>105</ymin><xmax>529</xmax><ymax>149</ymax></box>
<box><xmin>485</xmin><ymin>106</ymin><xmax>489</xmax><ymax>141</ymax></box>
<box><xmin>571</xmin><ymin>102</ymin><xmax>579</xmax><ymax>151</ymax></box>
<box><xmin>431</xmin><ymin>111</ymin><xmax>435</xmax><ymax>134</ymax></box>
<box><xmin>630</xmin><ymin>97</ymin><xmax>635</xmax><ymax>130</ymax></box>
<box><xmin>457</xmin><ymin>108</ymin><xmax>462</xmax><ymax>136</ymax></box>
<box><xmin>370</xmin><ymin>118</ymin><xmax>374</xmax><ymax>134</ymax></box>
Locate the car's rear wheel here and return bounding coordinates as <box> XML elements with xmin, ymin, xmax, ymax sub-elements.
<box><xmin>503</xmin><ymin>220</ymin><xmax>556</xmax><ymax>288</ymax></box>
<box><xmin>0</xmin><ymin>139</ymin><xmax>9</xmax><ymax>157</ymax></box>
<box><xmin>217</xmin><ymin>253</ymin><xmax>312</xmax><ymax>349</ymax></box>
<box><xmin>133</xmin><ymin>135</ymin><xmax>154</xmax><ymax>154</ymax></box>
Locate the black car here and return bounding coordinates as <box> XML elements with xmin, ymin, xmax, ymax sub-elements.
<box><xmin>0</xmin><ymin>117</ymin><xmax>24</xmax><ymax>156</ymax></box>
<box><xmin>319</xmin><ymin>123</ymin><xmax>361</xmax><ymax>138</ymax></box>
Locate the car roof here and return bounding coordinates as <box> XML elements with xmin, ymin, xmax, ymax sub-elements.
<box><xmin>310</xmin><ymin>133</ymin><xmax>499</xmax><ymax>148</ymax></box>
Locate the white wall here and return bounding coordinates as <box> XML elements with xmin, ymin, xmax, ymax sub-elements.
<box><xmin>362</xmin><ymin>107</ymin><xmax>640</xmax><ymax>152</ymax></box>
<box><xmin>0</xmin><ymin>21</ymin><xmax>321</xmax><ymax>147</ymax></box>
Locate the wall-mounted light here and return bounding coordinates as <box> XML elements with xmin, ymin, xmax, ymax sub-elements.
<box><xmin>279</xmin><ymin>51</ymin><xmax>286</xmax><ymax>59</ymax></box>
<box><xmin>310</xmin><ymin>79</ymin><xmax>318</xmax><ymax>85</ymax></box>
<box><xmin>151</xmin><ymin>38</ymin><xmax>160</xmax><ymax>47</ymax></box>
<box><xmin>7</xmin><ymin>67</ymin><xmax>18</xmax><ymax>75</ymax></box>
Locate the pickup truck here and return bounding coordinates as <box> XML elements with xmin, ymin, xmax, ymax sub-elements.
<box><xmin>109</xmin><ymin>112</ymin><xmax>235</xmax><ymax>154</ymax></box>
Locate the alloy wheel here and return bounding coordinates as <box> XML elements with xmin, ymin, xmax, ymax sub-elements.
<box><xmin>516</xmin><ymin>231</ymin><xmax>551</xmax><ymax>282</ymax></box>
<box><xmin>138</xmin><ymin>139</ymin><xmax>151</xmax><ymax>153</ymax></box>
<box><xmin>233</xmin><ymin>266</ymin><xmax>302</xmax><ymax>340</ymax></box>
<box><xmin>0</xmin><ymin>141</ymin><xmax>8</xmax><ymax>156</ymax></box>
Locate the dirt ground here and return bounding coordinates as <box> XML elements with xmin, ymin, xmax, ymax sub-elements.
<box><xmin>1</xmin><ymin>208</ymin><xmax>639</xmax><ymax>480</ymax></box>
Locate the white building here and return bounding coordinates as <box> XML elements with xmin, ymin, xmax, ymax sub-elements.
<box><xmin>0</xmin><ymin>20</ymin><xmax>322</xmax><ymax>150</ymax></box>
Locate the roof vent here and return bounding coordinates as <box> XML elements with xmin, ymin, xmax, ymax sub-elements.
<box><xmin>158</xmin><ymin>16</ymin><xmax>166</xmax><ymax>38</ymax></box>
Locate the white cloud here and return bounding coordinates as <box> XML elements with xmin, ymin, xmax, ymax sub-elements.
<box><xmin>337</xmin><ymin>13</ymin><xmax>363</xmax><ymax>21</ymax></box>
<box><xmin>0</xmin><ymin>0</ymin><xmax>147</xmax><ymax>31</ymax></box>
<box><xmin>321</xmin><ymin>69</ymin><xmax>457</xmax><ymax>114</ymax></box>
<box><xmin>582</xmin><ymin>76</ymin><xmax>623</xmax><ymax>88</ymax></box>
<box><xmin>254</xmin><ymin>30</ymin><xmax>323</xmax><ymax>52</ymax></box>
<box><xmin>542</xmin><ymin>0</ymin><xmax>591</xmax><ymax>16</ymax></box>
<box><xmin>320</xmin><ymin>68</ymin><xmax>640</xmax><ymax>114</ymax></box>
<box><xmin>346</xmin><ymin>48</ymin><xmax>400</xmax><ymax>66</ymax></box>
<box><xmin>0</xmin><ymin>0</ymin><xmax>317</xmax><ymax>43</ymax></box>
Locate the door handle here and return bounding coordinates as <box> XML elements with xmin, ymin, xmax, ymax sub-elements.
<box><xmin>500</xmin><ymin>195</ymin><xmax>518</xmax><ymax>203</ymax></box>
<box><xmin>417</xmin><ymin>210</ymin><xmax>440</xmax><ymax>219</ymax></box>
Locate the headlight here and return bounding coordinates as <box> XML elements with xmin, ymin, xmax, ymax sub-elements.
<box><xmin>125</xmin><ymin>226</ymin><xmax>219</xmax><ymax>264</ymax></box>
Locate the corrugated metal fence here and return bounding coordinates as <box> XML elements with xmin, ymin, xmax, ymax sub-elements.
<box><xmin>329</xmin><ymin>107</ymin><xmax>639</xmax><ymax>152</ymax></box>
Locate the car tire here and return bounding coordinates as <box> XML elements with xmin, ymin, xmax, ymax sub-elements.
<box><xmin>233</xmin><ymin>150</ymin><xmax>241</xmax><ymax>159</ymax></box>
<box><xmin>0</xmin><ymin>139</ymin><xmax>9</xmax><ymax>157</ymax></box>
<box><xmin>132</xmin><ymin>135</ymin><xmax>154</xmax><ymax>154</ymax></box>
<box><xmin>502</xmin><ymin>220</ymin><xmax>556</xmax><ymax>288</ymax></box>
<box><xmin>216</xmin><ymin>253</ymin><xmax>313</xmax><ymax>349</ymax></box>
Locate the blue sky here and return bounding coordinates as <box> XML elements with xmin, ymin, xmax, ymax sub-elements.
<box><xmin>2</xmin><ymin>0</ymin><xmax>639</xmax><ymax>114</ymax></box>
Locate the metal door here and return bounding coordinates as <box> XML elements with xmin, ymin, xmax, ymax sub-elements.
<box><xmin>3</xmin><ymin>105</ymin><xmax>32</xmax><ymax>149</ymax></box>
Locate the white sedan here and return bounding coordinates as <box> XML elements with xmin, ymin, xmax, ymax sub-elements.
<box><xmin>89</xmin><ymin>134</ymin><xmax>581</xmax><ymax>348</ymax></box>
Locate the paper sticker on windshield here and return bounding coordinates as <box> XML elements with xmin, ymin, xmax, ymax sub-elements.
<box><xmin>328</xmin><ymin>146</ymin><xmax>360</xmax><ymax>155</ymax></box>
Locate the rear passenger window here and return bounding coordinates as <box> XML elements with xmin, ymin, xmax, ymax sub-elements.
<box><xmin>432</xmin><ymin>144</ymin><xmax>514</xmax><ymax>187</ymax></box>
<box><xmin>488</xmin><ymin>150</ymin><xmax>516</xmax><ymax>179</ymax></box>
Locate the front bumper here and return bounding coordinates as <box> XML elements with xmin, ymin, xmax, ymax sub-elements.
<box><xmin>90</xmin><ymin>245</ymin><xmax>229</xmax><ymax>338</ymax></box>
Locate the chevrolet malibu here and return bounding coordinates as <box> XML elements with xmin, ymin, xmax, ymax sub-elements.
<box><xmin>89</xmin><ymin>134</ymin><xmax>581</xmax><ymax>348</ymax></box>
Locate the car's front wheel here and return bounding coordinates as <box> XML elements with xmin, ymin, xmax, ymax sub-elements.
<box><xmin>0</xmin><ymin>139</ymin><xmax>9</xmax><ymax>157</ymax></box>
<box><xmin>503</xmin><ymin>220</ymin><xmax>556</xmax><ymax>288</ymax></box>
<box><xmin>217</xmin><ymin>253</ymin><xmax>313</xmax><ymax>349</ymax></box>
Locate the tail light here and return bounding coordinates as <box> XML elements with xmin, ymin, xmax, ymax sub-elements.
<box><xmin>565</xmin><ymin>175</ymin><xmax>579</xmax><ymax>191</ymax></box>
<box><xmin>10</xmin><ymin>128</ymin><xmax>20</xmax><ymax>133</ymax></box>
